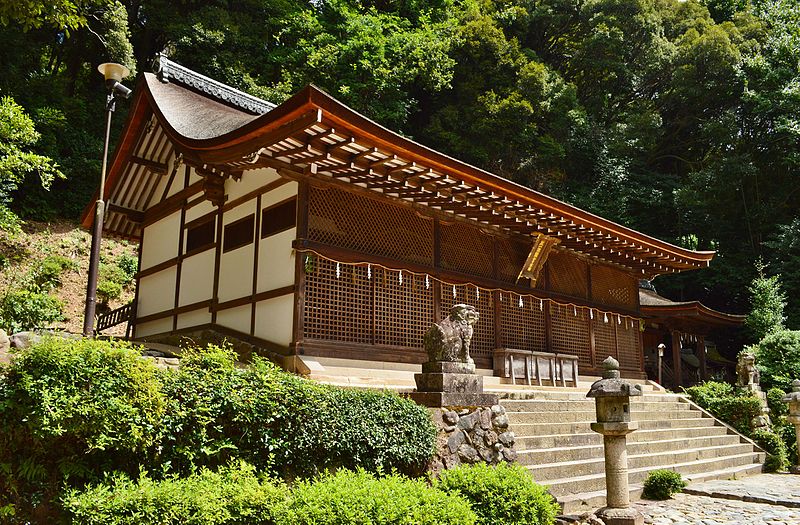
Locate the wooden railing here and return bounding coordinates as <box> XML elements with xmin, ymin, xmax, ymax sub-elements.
<box><xmin>95</xmin><ymin>301</ymin><xmax>136</xmax><ymax>338</ymax></box>
<box><xmin>493</xmin><ymin>348</ymin><xmax>579</xmax><ymax>387</ymax></box>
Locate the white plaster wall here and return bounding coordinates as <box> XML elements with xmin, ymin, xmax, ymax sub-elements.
<box><xmin>165</xmin><ymin>163</ymin><xmax>188</xmax><ymax>198</ymax></box>
<box><xmin>177</xmin><ymin>308</ymin><xmax>212</xmax><ymax>330</ymax></box>
<box><xmin>257</xmin><ymin>228</ymin><xmax>296</xmax><ymax>292</ymax></box>
<box><xmin>135</xmin><ymin>317</ymin><xmax>173</xmax><ymax>338</ymax></box>
<box><xmin>262</xmin><ymin>181</ymin><xmax>297</xmax><ymax>208</ymax></box>
<box><xmin>137</xmin><ymin>267</ymin><xmax>177</xmax><ymax>316</ymax></box>
<box><xmin>179</xmin><ymin>250</ymin><xmax>215</xmax><ymax>306</ymax></box>
<box><xmin>226</xmin><ymin>167</ymin><xmax>280</xmax><ymax>201</ymax></box>
<box><xmin>217</xmin><ymin>305</ymin><xmax>252</xmax><ymax>335</ymax></box>
<box><xmin>185</xmin><ymin>199</ymin><xmax>215</xmax><ymax>224</ymax></box>
<box><xmin>254</xmin><ymin>294</ymin><xmax>293</xmax><ymax>346</ymax></box>
<box><xmin>217</xmin><ymin>198</ymin><xmax>257</xmax><ymax>302</ymax></box>
<box><xmin>141</xmin><ymin>211</ymin><xmax>180</xmax><ymax>269</ymax></box>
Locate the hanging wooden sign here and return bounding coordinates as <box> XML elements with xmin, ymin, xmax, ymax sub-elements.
<box><xmin>517</xmin><ymin>233</ymin><xmax>559</xmax><ymax>285</ymax></box>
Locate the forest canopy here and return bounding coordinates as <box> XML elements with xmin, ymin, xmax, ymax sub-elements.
<box><xmin>0</xmin><ymin>0</ymin><xmax>798</xmax><ymax>326</ymax></box>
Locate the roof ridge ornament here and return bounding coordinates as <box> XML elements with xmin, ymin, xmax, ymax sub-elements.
<box><xmin>153</xmin><ymin>53</ymin><xmax>276</xmax><ymax>115</ymax></box>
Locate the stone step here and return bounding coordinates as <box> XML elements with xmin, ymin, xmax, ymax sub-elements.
<box><xmin>502</xmin><ymin>399</ymin><xmax>691</xmax><ymax>412</ymax></box>
<box><xmin>510</xmin><ymin>415</ymin><xmax>717</xmax><ymax>436</ymax></box>
<box><xmin>556</xmin><ymin>463</ymin><xmax>764</xmax><ymax>514</ymax></box>
<box><xmin>515</xmin><ymin>425</ymin><xmax>731</xmax><ymax>449</ymax></box>
<box><xmin>506</xmin><ymin>408</ymin><xmax>697</xmax><ymax>425</ymax></box>
<box><xmin>495</xmin><ymin>384</ymin><xmax>659</xmax><ymax>398</ymax></box>
<box><xmin>518</xmin><ymin>434</ymin><xmax>745</xmax><ymax>465</ymax></box>
<box><xmin>526</xmin><ymin>446</ymin><xmax>764</xmax><ymax>496</ymax></box>
<box><xmin>539</xmin><ymin>451</ymin><xmax>764</xmax><ymax>496</ymax></box>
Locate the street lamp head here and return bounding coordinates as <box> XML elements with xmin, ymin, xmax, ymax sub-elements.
<box><xmin>97</xmin><ymin>62</ymin><xmax>132</xmax><ymax>98</ymax></box>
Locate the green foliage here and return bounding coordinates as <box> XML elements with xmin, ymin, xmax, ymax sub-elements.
<box><xmin>435</xmin><ymin>462</ymin><xmax>559</xmax><ymax>525</ymax></box>
<box><xmin>767</xmin><ymin>387</ymin><xmax>788</xmax><ymax>418</ymax></box>
<box><xmin>774</xmin><ymin>419</ymin><xmax>798</xmax><ymax>467</ymax></box>
<box><xmin>641</xmin><ymin>469</ymin><xmax>686</xmax><ymax>500</ymax></box>
<box><xmin>750</xmin><ymin>330</ymin><xmax>800</xmax><ymax>391</ymax></box>
<box><xmin>272</xmin><ymin>469</ymin><xmax>476</xmax><ymax>525</ymax></box>
<box><xmin>96</xmin><ymin>259</ymin><xmax>135</xmax><ymax>304</ymax></box>
<box><xmin>752</xmin><ymin>428</ymin><xmax>789</xmax><ymax>472</ymax></box>
<box><xmin>116</xmin><ymin>253</ymin><xmax>138</xmax><ymax>282</ymax></box>
<box><xmin>159</xmin><ymin>345</ymin><xmax>436</xmax><ymax>477</ymax></box>
<box><xmin>0</xmin><ymin>337</ymin><xmax>165</xmax><ymax>520</ymax></box>
<box><xmin>0</xmin><ymin>0</ymin><xmax>113</xmax><ymax>31</ymax></box>
<box><xmin>29</xmin><ymin>254</ymin><xmax>77</xmax><ymax>292</ymax></box>
<box><xmin>0</xmin><ymin>290</ymin><xmax>63</xmax><ymax>332</ymax></box>
<box><xmin>745</xmin><ymin>263</ymin><xmax>787</xmax><ymax>341</ymax></box>
<box><xmin>62</xmin><ymin>463</ymin><xmax>285</xmax><ymax>525</ymax></box>
<box><xmin>683</xmin><ymin>381</ymin><xmax>763</xmax><ymax>434</ymax></box>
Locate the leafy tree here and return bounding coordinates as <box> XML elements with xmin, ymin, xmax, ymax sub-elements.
<box><xmin>0</xmin><ymin>0</ymin><xmax>111</xmax><ymax>32</ymax></box>
<box><xmin>745</xmin><ymin>262</ymin><xmax>787</xmax><ymax>341</ymax></box>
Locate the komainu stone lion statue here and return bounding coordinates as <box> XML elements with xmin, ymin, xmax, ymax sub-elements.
<box><xmin>736</xmin><ymin>351</ymin><xmax>760</xmax><ymax>388</ymax></box>
<box><xmin>424</xmin><ymin>304</ymin><xmax>479</xmax><ymax>365</ymax></box>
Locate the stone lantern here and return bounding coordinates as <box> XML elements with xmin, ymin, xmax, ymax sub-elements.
<box><xmin>587</xmin><ymin>356</ymin><xmax>644</xmax><ymax>525</ymax></box>
<box><xmin>783</xmin><ymin>379</ymin><xmax>800</xmax><ymax>474</ymax></box>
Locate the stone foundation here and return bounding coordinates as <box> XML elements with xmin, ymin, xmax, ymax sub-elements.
<box><xmin>428</xmin><ymin>404</ymin><xmax>517</xmax><ymax>474</ymax></box>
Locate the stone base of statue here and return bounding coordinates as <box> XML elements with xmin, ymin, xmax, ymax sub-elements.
<box><xmin>596</xmin><ymin>507</ymin><xmax>644</xmax><ymax>525</ymax></box>
<box><xmin>411</xmin><ymin>361</ymin><xmax>499</xmax><ymax>408</ymax></box>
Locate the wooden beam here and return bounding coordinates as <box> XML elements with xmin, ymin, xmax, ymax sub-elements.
<box><xmin>107</xmin><ymin>203</ymin><xmax>144</xmax><ymax>224</ymax></box>
<box><xmin>131</xmin><ymin>155</ymin><xmax>168</xmax><ymax>174</ymax></box>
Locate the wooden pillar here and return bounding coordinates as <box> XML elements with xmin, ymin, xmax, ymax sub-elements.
<box><xmin>291</xmin><ymin>181</ymin><xmax>309</xmax><ymax>354</ymax></box>
<box><xmin>432</xmin><ymin>218</ymin><xmax>441</xmax><ymax>322</ymax></box>
<box><xmin>698</xmin><ymin>335</ymin><xmax>707</xmax><ymax>382</ymax></box>
<box><xmin>493</xmin><ymin>291</ymin><xmax>503</xmax><ymax>350</ymax></box>
<box><xmin>210</xmin><ymin>204</ymin><xmax>224</xmax><ymax>324</ymax></box>
<box><xmin>671</xmin><ymin>330</ymin><xmax>683</xmax><ymax>388</ymax></box>
<box><xmin>173</xmin><ymin>165</ymin><xmax>189</xmax><ymax>332</ymax></box>
<box><xmin>250</xmin><ymin>194</ymin><xmax>262</xmax><ymax>336</ymax></box>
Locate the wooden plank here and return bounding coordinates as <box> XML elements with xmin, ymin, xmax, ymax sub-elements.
<box><xmin>173</xmin><ymin>165</ymin><xmax>189</xmax><ymax>331</ymax></box>
<box><xmin>211</xmin><ymin>205</ymin><xmax>224</xmax><ymax>324</ymax></box>
<box><xmin>131</xmin><ymin>155</ymin><xmax>168</xmax><ymax>174</ymax></box>
<box><xmin>107</xmin><ymin>203</ymin><xmax>144</xmax><ymax>224</ymax></box>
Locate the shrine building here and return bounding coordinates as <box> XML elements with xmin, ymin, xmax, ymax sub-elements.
<box><xmin>84</xmin><ymin>56</ymin><xmax>719</xmax><ymax>381</ymax></box>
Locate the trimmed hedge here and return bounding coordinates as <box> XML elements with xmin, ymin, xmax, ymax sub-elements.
<box><xmin>62</xmin><ymin>463</ymin><xmax>285</xmax><ymax>525</ymax></box>
<box><xmin>274</xmin><ymin>469</ymin><xmax>476</xmax><ymax>525</ymax></box>
<box><xmin>683</xmin><ymin>381</ymin><xmax>763</xmax><ymax>435</ymax></box>
<box><xmin>436</xmin><ymin>463</ymin><xmax>559</xmax><ymax>525</ymax></box>
<box><xmin>752</xmin><ymin>428</ymin><xmax>789</xmax><ymax>472</ymax></box>
<box><xmin>641</xmin><ymin>469</ymin><xmax>686</xmax><ymax>500</ymax></box>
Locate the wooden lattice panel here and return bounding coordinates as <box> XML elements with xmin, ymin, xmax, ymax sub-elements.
<box><xmin>304</xmin><ymin>258</ymin><xmax>372</xmax><ymax>344</ymax></box>
<box><xmin>500</xmin><ymin>294</ymin><xmax>546</xmax><ymax>352</ymax></box>
<box><xmin>308</xmin><ymin>186</ymin><xmax>434</xmax><ymax>266</ymax></box>
<box><xmin>374</xmin><ymin>269</ymin><xmax>434</xmax><ymax>348</ymax></box>
<box><xmin>440</xmin><ymin>283</ymin><xmax>494</xmax><ymax>358</ymax></box>
<box><xmin>616</xmin><ymin>321</ymin><xmax>641</xmax><ymax>371</ymax></box>
<box><xmin>548</xmin><ymin>251</ymin><xmax>589</xmax><ymax>299</ymax></box>
<box><xmin>497</xmin><ymin>237</ymin><xmax>532</xmax><ymax>285</ymax></box>
<box><xmin>550</xmin><ymin>303</ymin><xmax>592</xmax><ymax>368</ymax></box>
<box><xmin>440</xmin><ymin>222</ymin><xmax>494</xmax><ymax>279</ymax></box>
<box><xmin>593</xmin><ymin>315</ymin><xmax>617</xmax><ymax>361</ymax></box>
<box><xmin>591</xmin><ymin>265</ymin><xmax>637</xmax><ymax>310</ymax></box>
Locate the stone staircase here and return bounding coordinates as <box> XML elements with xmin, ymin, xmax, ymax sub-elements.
<box><xmin>301</xmin><ymin>357</ymin><xmax>764</xmax><ymax>514</ymax></box>
<box><xmin>504</xmin><ymin>388</ymin><xmax>765</xmax><ymax>514</ymax></box>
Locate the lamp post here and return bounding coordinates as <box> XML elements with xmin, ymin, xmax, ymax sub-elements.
<box><xmin>82</xmin><ymin>63</ymin><xmax>132</xmax><ymax>337</ymax></box>
<box><xmin>657</xmin><ymin>343</ymin><xmax>665</xmax><ymax>386</ymax></box>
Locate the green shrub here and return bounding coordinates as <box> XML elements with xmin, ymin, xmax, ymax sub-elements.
<box><xmin>0</xmin><ymin>337</ymin><xmax>165</xmax><ymax>520</ymax></box>
<box><xmin>62</xmin><ymin>462</ymin><xmax>285</xmax><ymax>525</ymax></box>
<box><xmin>774</xmin><ymin>420</ymin><xmax>798</xmax><ymax>466</ymax></box>
<box><xmin>272</xmin><ymin>469</ymin><xmax>476</xmax><ymax>525</ymax></box>
<box><xmin>159</xmin><ymin>345</ymin><xmax>437</xmax><ymax>477</ymax></box>
<box><xmin>0</xmin><ymin>289</ymin><xmax>64</xmax><ymax>332</ymax></box>
<box><xmin>96</xmin><ymin>278</ymin><xmax>123</xmax><ymax>304</ymax></box>
<box><xmin>116</xmin><ymin>253</ymin><xmax>138</xmax><ymax>282</ymax></box>
<box><xmin>29</xmin><ymin>254</ymin><xmax>76</xmax><ymax>291</ymax></box>
<box><xmin>683</xmin><ymin>381</ymin><xmax>763</xmax><ymax>435</ymax></box>
<box><xmin>767</xmin><ymin>387</ymin><xmax>788</xmax><ymax>418</ymax></box>
<box><xmin>436</xmin><ymin>463</ymin><xmax>559</xmax><ymax>525</ymax></box>
<box><xmin>751</xmin><ymin>330</ymin><xmax>800</xmax><ymax>391</ymax></box>
<box><xmin>641</xmin><ymin>469</ymin><xmax>686</xmax><ymax>500</ymax></box>
<box><xmin>752</xmin><ymin>429</ymin><xmax>789</xmax><ymax>472</ymax></box>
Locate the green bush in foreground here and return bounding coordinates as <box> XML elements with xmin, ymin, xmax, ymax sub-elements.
<box><xmin>641</xmin><ymin>469</ymin><xmax>686</xmax><ymax>500</ymax></box>
<box><xmin>274</xmin><ymin>469</ymin><xmax>476</xmax><ymax>525</ymax></box>
<box><xmin>0</xmin><ymin>289</ymin><xmax>64</xmax><ymax>332</ymax></box>
<box><xmin>436</xmin><ymin>462</ymin><xmax>559</xmax><ymax>525</ymax></box>
<box><xmin>62</xmin><ymin>462</ymin><xmax>285</xmax><ymax>525</ymax></box>
<box><xmin>752</xmin><ymin>428</ymin><xmax>789</xmax><ymax>472</ymax></box>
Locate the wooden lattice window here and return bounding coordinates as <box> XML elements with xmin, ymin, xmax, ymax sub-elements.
<box><xmin>593</xmin><ymin>315</ymin><xmax>617</xmax><ymax>361</ymax></box>
<box><xmin>550</xmin><ymin>303</ymin><xmax>592</xmax><ymax>368</ymax></box>
<box><xmin>303</xmin><ymin>257</ymin><xmax>372</xmax><ymax>344</ymax></box>
<box><xmin>548</xmin><ymin>251</ymin><xmax>588</xmax><ymax>299</ymax></box>
<box><xmin>500</xmin><ymin>293</ymin><xmax>546</xmax><ymax>352</ymax></box>
<box><xmin>591</xmin><ymin>265</ymin><xmax>637</xmax><ymax>310</ymax></box>
<box><xmin>439</xmin><ymin>222</ymin><xmax>494</xmax><ymax>279</ymax></box>
<box><xmin>617</xmin><ymin>321</ymin><xmax>641</xmax><ymax>371</ymax></box>
<box><xmin>374</xmin><ymin>269</ymin><xmax>434</xmax><ymax>348</ymax></box>
<box><xmin>439</xmin><ymin>283</ymin><xmax>494</xmax><ymax>359</ymax></box>
<box><xmin>308</xmin><ymin>186</ymin><xmax>434</xmax><ymax>266</ymax></box>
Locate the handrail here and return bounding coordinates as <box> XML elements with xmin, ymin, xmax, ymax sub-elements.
<box><xmin>95</xmin><ymin>301</ymin><xmax>136</xmax><ymax>337</ymax></box>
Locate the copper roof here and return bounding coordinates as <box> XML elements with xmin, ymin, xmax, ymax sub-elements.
<box><xmin>639</xmin><ymin>288</ymin><xmax>745</xmax><ymax>325</ymax></box>
<box><xmin>83</xmin><ymin>61</ymin><xmax>718</xmax><ymax>278</ymax></box>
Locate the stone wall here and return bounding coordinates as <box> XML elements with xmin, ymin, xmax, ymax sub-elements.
<box><xmin>428</xmin><ymin>404</ymin><xmax>517</xmax><ymax>474</ymax></box>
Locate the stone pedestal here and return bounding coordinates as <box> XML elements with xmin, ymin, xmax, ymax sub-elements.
<box><xmin>410</xmin><ymin>360</ymin><xmax>499</xmax><ymax>408</ymax></box>
<box><xmin>588</xmin><ymin>356</ymin><xmax>644</xmax><ymax>525</ymax></box>
<box><xmin>783</xmin><ymin>380</ymin><xmax>800</xmax><ymax>474</ymax></box>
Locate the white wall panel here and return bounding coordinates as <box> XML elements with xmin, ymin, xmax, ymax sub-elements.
<box><xmin>141</xmin><ymin>211</ymin><xmax>180</xmax><ymax>269</ymax></box>
<box><xmin>179</xmin><ymin>250</ymin><xmax>215</xmax><ymax>306</ymax></box>
<box><xmin>137</xmin><ymin>267</ymin><xmax>177</xmax><ymax>316</ymax></box>
<box><xmin>216</xmin><ymin>305</ymin><xmax>251</xmax><ymax>335</ymax></box>
<box><xmin>254</xmin><ymin>294</ymin><xmax>294</xmax><ymax>346</ymax></box>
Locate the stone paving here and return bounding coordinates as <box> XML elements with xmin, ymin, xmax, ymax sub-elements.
<box><xmin>631</xmin><ymin>474</ymin><xmax>800</xmax><ymax>525</ymax></box>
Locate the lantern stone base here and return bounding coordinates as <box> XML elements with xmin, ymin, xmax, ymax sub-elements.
<box><xmin>409</xmin><ymin>391</ymin><xmax>499</xmax><ymax>408</ymax></box>
<box><xmin>596</xmin><ymin>507</ymin><xmax>644</xmax><ymax>525</ymax></box>
<box><xmin>411</xmin><ymin>360</ymin><xmax>499</xmax><ymax>408</ymax></box>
